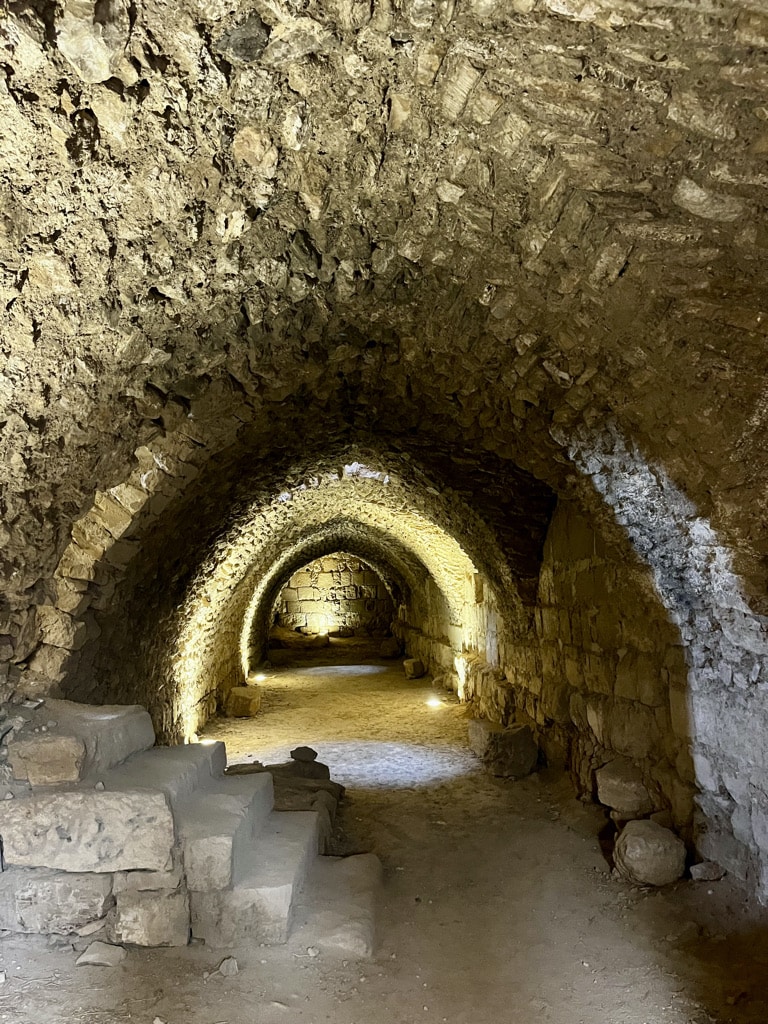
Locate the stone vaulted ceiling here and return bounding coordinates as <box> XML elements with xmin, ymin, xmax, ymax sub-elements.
<box><xmin>1</xmin><ymin>0</ymin><xmax>768</xmax><ymax>623</ymax></box>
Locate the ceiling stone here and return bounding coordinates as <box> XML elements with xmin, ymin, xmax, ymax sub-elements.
<box><xmin>1</xmin><ymin>0</ymin><xmax>767</xmax><ymax>616</ymax></box>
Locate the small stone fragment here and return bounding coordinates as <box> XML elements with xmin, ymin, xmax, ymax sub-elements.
<box><xmin>75</xmin><ymin>940</ymin><xmax>127</xmax><ymax>967</ymax></box>
<box><xmin>225</xmin><ymin>686</ymin><xmax>262</xmax><ymax>718</ymax></box>
<box><xmin>468</xmin><ymin>719</ymin><xmax>538</xmax><ymax>778</ymax></box>
<box><xmin>218</xmin><ymin>956</ymin><xmax>239</xmax><ymax>977</ymax></box>
<box><xmin>614</xmin><ymin>820</ymin><xmax>686</xmax><ymax>887</ymax></box>
<box><xmin>403</xmin><ymin>659</ymin><xmax>426</xmax><ymax>679</ymax></box>
<box><xmin>690</xmin><ymin>860</ymin><xmax>726</xmax><ymax>882</ymax></box>
<box><xmin>291</xmin><ymin>746</ymin><xmax>318</xmax><ymax>762</ymax></box>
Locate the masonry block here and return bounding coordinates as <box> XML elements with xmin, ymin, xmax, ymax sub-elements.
<box><xmin>0</xmin><ymin>866</ymin><xmax>113</xmax><ymax>934</ymax></box>
<box><xmin>1</xmin><ymin>790</ymin><xmax>175</xmax><ymax>872</ymax></box>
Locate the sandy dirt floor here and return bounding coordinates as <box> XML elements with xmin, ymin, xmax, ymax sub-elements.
<box><xmin>2</xmin><ymin>638</ymin><xmax>768</xmax><ymax>1024</ymax></box>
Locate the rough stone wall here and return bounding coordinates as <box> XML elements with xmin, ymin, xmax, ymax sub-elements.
<box><xmin>275</xmin><ymin>553</ymin><xmax>394</xmax><ymax>635</ymax></box>
<box><xmin>567</xmin><ymin>426</ymin><xmax>768</xmax><ymax>896</ymax></box>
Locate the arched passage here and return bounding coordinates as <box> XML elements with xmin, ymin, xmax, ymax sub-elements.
<box><xmin>270</xmin><ymin>551</ymin><xmax>398</xmax><ymax>637</ymax></box>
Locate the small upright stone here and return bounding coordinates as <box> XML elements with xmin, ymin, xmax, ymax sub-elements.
<box><xmin>468</xmin><ymin>719</ymin><xmax>538</xmax><ymax>778</ymax></box>
<box><xmin>614</xmin><ymin>820</ymin><xmax>686</xmax><ymax>886</ymax></box>
<box><xmin>291</xmin><ymin>746</ymin><xmax>318</xmax><ymax>763</ymax></box>
<box><xmin>225</xmin><ymin>687</ymin><xmax>261</xmax><ymax>718</ymax></box>
<box><xmin>218</xmin><ymin>956</ymin><xmax>239</xmax><ymax>977</ymax></box>
<box><xmin>403</xmin><ymin>659</ymin><xmax>426</xmax><ymax>679</ymax></box>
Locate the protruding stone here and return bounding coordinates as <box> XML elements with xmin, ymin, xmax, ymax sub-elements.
<box><xmin>614</xmin><ymin>820</ymin><xmax>686</xmax><ymax>887</ymax></box>
<box><xmin>595</xmin><ymin>758</ymin><xmax>654</xmax><ymax>819</ymax></box>
<box><xmin>32</xmin><ymin>699</ymin><xmax>155</xmax><ymax>776</ymax></box>
<box><xmin>75</xmin><ymin>941</ymin><xmax>127</xmax><ymax>967</ymax></box>
<box><xmin>7</xmin><ymin>734</ymin><xmax>86</xmax><ymax>786</ymax></box>
<box><xmin>403</xmin><ymin>658</ymin><xmax>426</xmax><ymax>679</ymax></box>
<box><xmin>225</xmin><ymin>686</ymin><xmax>261</xmax><ymax>718</ymax></box>
<box><xmin>467</xmin><ymin>719</ymin><xmax>538</xmax><ymax>778</ymax></box>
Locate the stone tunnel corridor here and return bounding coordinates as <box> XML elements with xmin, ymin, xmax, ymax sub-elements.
<box><xmin>3</xmin><ymin>0</ymin><xmax>768</xmax><ymax>1020</ymax></box>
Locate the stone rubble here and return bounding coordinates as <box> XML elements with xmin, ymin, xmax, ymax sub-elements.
<box><xmin>613</xmin><ymin>820</ymin><xmax>687</xmax><ymax>887</ymax></box>
<box><xmin>403</xmin><ymin>658</ymin><xmax>427</xmax><ymax>680</ymax></box>
<box><xmin>468</xmin><ymin>719</ymin><xmax>539</xmax><ymax>779</ymax></box>
<box><xmin>75</xmin><ymin>941</ymin><xmax>127</xmax><ymax>968</ymax></box>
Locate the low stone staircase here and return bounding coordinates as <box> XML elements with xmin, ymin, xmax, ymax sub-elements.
<box><xmin>0</xmin><ymin>699</ymin><xmax>379</xmax><ymax>955</ymax></box>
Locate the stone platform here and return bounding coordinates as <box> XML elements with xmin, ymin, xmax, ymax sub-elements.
<box><xmin>0</xmin><ymin>698</ymin><xmax>380</xmax><ymax>955</ymax></box>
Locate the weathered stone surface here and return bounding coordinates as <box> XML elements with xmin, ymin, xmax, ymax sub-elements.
<box><xmin>276</xmin><ymin>554</ymin><xmax>394</xmax><ymax>636</ymax></box>
<box><xmin>290</xmin><ymin>853</ymin><xmax>383</xmax><ymax>958</ymax></box>
<box><xmin>403</xmin><ymin>658</ymin><xmax>426</xmax><ymax>679</ymax></box>
<box><xmin>614</xmin><ymin>820</ymin><xmax>686</xmax><ymax>887</ymax></box>
<box><xmin>0</xmin><ymin>867</ymin><xmax>113</xmax><ymax>934</ymax></box>
<box><xmin>689</xmin><ymin>860</ymin><xmax>725</xmax><ymax>882</ymax></box>
<box><xmin>33</xmin><ymin>699</ymin><xmax>155</xmax><ymax>776</ymax></box>
<box><xmin>224</xmin><ymin>686</ymin><xmax>261</xmax><ymax>718</ymax></box>
<box><xmin>75</xmin><ymin>941</ymin><xmax>127</xmax><ymax>967</ymax></box>
<box><xmin>468</xmin><ymin>719</ymin><xmax>538</xmax><ymax>778</ymax></box>
<box><xmin>7</xmin><ymin>734</ymin><xmax>86</xmax><ymax>786</ymax></box>
<box><xmin>108</xmin><ymin>888</ymin><xmax>190</xmax><ymax>947</ymax></box>
<box><xmin>190</xmin><ymin>811</ymin><xmax>320</xmax><ymax>947</ymax></box>
<box><xmin>113</xmin><ymin>847</ymin><xmax>184</xmax><ymax>894</ymax></box>
<box><xmin>595</xmin><ymin>758</ymin><xmax>654</xmax><ymax>819</ymax></box>
<box><xmin>1</xmin><ymin>790</ymin><xmax>175</xmax><ymax>873</ymax></box>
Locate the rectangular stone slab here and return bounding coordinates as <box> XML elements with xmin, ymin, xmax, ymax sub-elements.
<box><xmin>0</xmin><ymin>790</ymin><xmax>174</xmax><ymax>872</ymax></box>
<box><xmin>40</xmin><ymin>699</ymin><xmax>156</xmax><ymax>776</ymax></box>
<box><xmin>7</xmin><ymin>734</ymin><xmax>87</xmax><ymax>786</ymax></box>
<box><xmin>0</xmin><ymin>866</ymin><xmax>113</xmax><ymax>934</ymax></box>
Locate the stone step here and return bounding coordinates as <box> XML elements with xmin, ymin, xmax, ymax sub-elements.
<box><xmin>175</xmin><ymin>773</ymin><xmax>275</xmax><ymax>891</ymax></box>
<box><xmin>6</xmin><ymin>699</ymin><xmax>155</xmax><ymax>786</ymax></box>
<box><xmin>289</xmin><ymin>854</ymin><xmax>383</xmax><ymax>958</ymax></box>
<box><xmin>101</xmin><ymin>741</ymin><xmax>228</xmax><ymax>809</ymax></box>
<box><xmin>189</xmin><ymin>810</ymin><xmax>322</xmax><ymax>947</ymax></box>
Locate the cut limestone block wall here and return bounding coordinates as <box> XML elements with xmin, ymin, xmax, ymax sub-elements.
<box><xmin>448</xmin><ymin>499</ymin><xmax>694</xmax><ymax>835</ymax></box>
<box><xmin>529</xmin><ymin>501</ymin><xmax>693</xmax><ymax>830</ymax></box>
<box><xmin>275</xmin><ymin>553</ymin><xmax>394</xmax><ymax>636</ymax></box>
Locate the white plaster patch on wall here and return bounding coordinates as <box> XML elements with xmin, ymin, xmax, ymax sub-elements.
<box><xmin>567</xmin><ymin>421</ymin><xmax>768</xmax><ymax>894</ymax></box>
